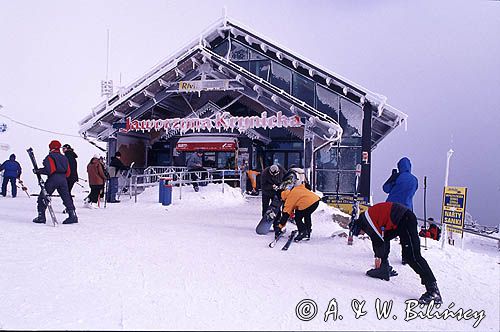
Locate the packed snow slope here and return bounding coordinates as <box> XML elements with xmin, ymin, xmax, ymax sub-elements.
<box><xmin>0</xmin><ymin>183</ymin><xmax>498</xmax><ymax>331</ymax></box>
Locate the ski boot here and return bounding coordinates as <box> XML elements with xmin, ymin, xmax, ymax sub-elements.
<box><xmin>419</xmin><ymin>282</ymin><xmax>442</xmax><ymax>305</ymax></box>
<box><xmin>32</xmin><ymin>211</ymin><xmax>46</xmax><ymax>224</ymax></box>
<box><xmin>294</xmin><ymin>231</ymin><xmax>308</xmax><ymax>242</ymax></box>
<box><xmin>62</xmin><ymin>210</ymin><xmax>78</xmax><ymax>224</ymax></box>
<box><xmin>366</xmin><ymin>261</ymin><xmax>390</xmax><ymax>281</ymax></box>
<box><xmin>388</xmin><ymin>265</ymin><xmax>398</xmax><ymax>277</ymax></box>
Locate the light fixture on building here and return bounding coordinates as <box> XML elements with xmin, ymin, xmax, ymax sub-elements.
<box><xmin>113</xmin><ymin>111</ymin><xmax>126</xmax><ymax>118</ymax></box>
<box><xmin>343</xmin><ymin>86</ymin><xmax>348</xmax><ymax>95</ymax></box>
<box><xmin>271</xmin><ymin>94</ymin><xmax>280</xmax><ymax>104</ymax></box>
<box><xmin>276</xmin><ymin>51</ymin><xmax>284</xmax><ymax>61</ymax></box>
<box><xmin>360</xmin><ymin>96</ymin><xmax>366</xmax><ymax>105</ymax></box>
<box><xmin>260</xmin><ymin>43</ymin><xmax>268</xmax><ymax>53</ymax></box>
<box><xmin>245</xmin><ymin>35</ymin><xmax>253</xmax><ymax>44</ymax></box>
<box><xmin>308</xmin><ymin>68</ymin><xmax>315</xmax><ymax>77</ymax></box>
<box><xmin>292</xmin><ymin>60</ymin><xmax>299</xmax><ymax>69</ymax></box>
<box><xmin>325</xmin><ymin>77</ymin><xmax>333</xmax><ymax>86</ymax></box>
<box><xmin>143</xmin><ymin>90</ymin><xmax>155</xmax><ymax>99</ymax></box>
<box><xmin>128</xmin><ymin>100</ymin><xmax>141</xmax><ymax>108</ymax></box>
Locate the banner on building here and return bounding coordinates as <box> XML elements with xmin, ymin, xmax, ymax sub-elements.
<box><xmin>441</xmin><ymin>186</ymin><xmax>468</xmax><ymax>236</ymax></box>
<box><xmin>119</xmin><ymin>111</ymin><xmax>303</xmax><ymax>134</ymax></box>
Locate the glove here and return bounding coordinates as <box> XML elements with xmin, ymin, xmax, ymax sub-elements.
<box><xmin>272</xmin><ymin>184</ymin><xmax>279</xmax><ymax>191</ymax></box>
<box><xmin>366</xmin><ymin>261</ymin><xmax>390</xmax><ymax>281</ymax></box>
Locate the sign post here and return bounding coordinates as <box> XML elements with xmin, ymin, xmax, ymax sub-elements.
<box><xmin>441</xmin><ymin>186</ymin><xmax>467</xmax><ymax>247</ymax></box>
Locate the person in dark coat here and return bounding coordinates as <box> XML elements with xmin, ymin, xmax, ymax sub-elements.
<box><xmin>260</xmin><ymin>164</ymin><xmax>285</xmax><ymax>216</ymax></box>
<box><xmin>349</xmin><ymin>202</ymin><xmax>441</xmax><ymax>305</ymax></box>
<box><xmin>0</xmin><ymin>154</ymin><xmax>22</xmax><ymax>197</ymax></box>
<box><xmin>186</xmin><ymin>150</ymin><xmax>206</xmax><ymax>192</ymax></box>
<box><xmin>86</xmin><ymin>155</ymin><xmax>106</xmax><ymax>208</ymax></box>
<box><xmin>383</xmin><ymin>157</ymin><xmax>418</xmax><ymax>210</ymax></box>
<box><xmin>32</xmin><ymin>140</ymin><xmax>78</xmax><ymax>224</ymax></box>
<box><xmin>107</xmin><ymin>151</ymin><xmax>128</xmax><ymax>203</ymax></box>
<box><xmin>62</xmin><ymin>144</ymin><xmax>78</xmax><ymax>195</ymax></box>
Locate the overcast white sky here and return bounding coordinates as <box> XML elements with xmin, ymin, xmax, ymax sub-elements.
<box><xmin>0</xmin><ymin>0</ymin><xmax>499</xmax><ymax>225</ymax></box>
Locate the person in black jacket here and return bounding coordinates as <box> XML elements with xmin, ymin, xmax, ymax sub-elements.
<box><xmin>32</xmin><ymin>140</ymin><xmax>77</xmax><ymax>224</ymax></box>
<box><xmin>260</xmin><ymin>164</ymin><xmax>285</xmax><ymax>216</ymax></box>
<box><xmin>107</xmin><ymin>151</ymin><xmax>129</xmax><ymax>203</ymax></box>
<box><xmin>62</xmin><ymin>144</ymin><xmax>78</xmax><ymax>195</ymax></box>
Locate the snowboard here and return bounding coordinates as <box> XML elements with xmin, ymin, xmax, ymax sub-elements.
<box><xmin>255</xmin><ymin>192</ymin><xmax>282</xmax><ymax>235</ymax></box>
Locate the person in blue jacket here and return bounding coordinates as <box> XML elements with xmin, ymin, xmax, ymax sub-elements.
<box><xmin>383</xmin><ymin>157</ymin><xmax>418</xmax><ymax>210</ymax></box>
<box><xmin>0</xmin><ymin>154</ymin><xmax>22</xmax><ymax>197</ymax></box>
<box><xmin>382</xmin><ymin>156</ymin><xmax>418</xmax><ymax>265</ymax></box>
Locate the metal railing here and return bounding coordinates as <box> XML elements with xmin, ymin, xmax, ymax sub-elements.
<box><xmin>130</xmin><ymin>168</ymin><xmax>243</xmax><ymax>202</ymax></box>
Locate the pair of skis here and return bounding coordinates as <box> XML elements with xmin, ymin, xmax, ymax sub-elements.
<box><xmin>27</xmin><ymin>147</ymin><xmax>57</xmax><ymax>226</ymax></box>
<box><xmin>268</xmin><ymin>230</ymin><xmax>298</xmax><ymax>250</ymax></box>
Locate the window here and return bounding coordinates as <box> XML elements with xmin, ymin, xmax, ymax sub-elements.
<box><xmin>316</xmin><ymin>84</ymin><xmax>340</xmax><ymax>121</ymax></box>
<box><xmin>340</xmin><ymin>97</ymin><xmax>362</xmax><ymax>138</ymax></box>
<box><xmin>249</xmin><ymin>60</ymin><xmax>270</xmax><ymax>81</ymax></box>
<box><xmin>292</xmin><ymin>72</ymin><xmax>315</xmax><ymax>107</ymax></box>
<box><xmin>213</xmin><ymin>39</ymin><xmax>229</xmax><ymax>57</ymax></box>
<box><xmin>229</xmin><ymin>41</ymin><xmax>248</xmax><ymax>61</ymax></box>
<box><xmin>270</xmin><ymin>61</ymin><xmax>292</xmax><ymax>93</ymax></box>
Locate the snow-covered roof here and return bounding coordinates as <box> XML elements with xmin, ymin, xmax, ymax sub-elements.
<box><xmin>79</xmin><ymin>16</ymin><xmax>407</xmax><ymax>148</ymax></box>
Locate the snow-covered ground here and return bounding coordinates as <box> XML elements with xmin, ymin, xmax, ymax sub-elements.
<box><xmin>0</xmin><ymin>183</ymin><xmax>498</xmax><ymax>331</ymax></box>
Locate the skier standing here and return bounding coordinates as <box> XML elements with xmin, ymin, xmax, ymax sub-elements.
<box><xmin>349</xmin><ymin>201</ymin><xmax>442</xmax><ymax>304</ymax></box>
<box><xmin>186</xmin><ymin>150</ymin><xmax>206</xmax><ymax>192</ymax></box>
<box><xmin>107</xmin><ymin>151</ymin><xmax>128</xmax><ymax>203</ymax></box>
<box><xmin>32</xmin><ymin>140</ymin><xmax>78</xmax><ymax>224</ymax></box>
<box><xmin>86</xmin><ymin>155</ymin><xmax>106</xmax><ymax>208</ymax></box>
<box><xmin>383</xmin><ymin>157</ymin><xmax>418</xmax><ymax>210</ymax></box>
<box><xmin>0</xmin><ymin>154</ymin><xmax>22</xmax><ymax>197</ymax></box>
<box><xmin>260</xmin><ymin>164</ymin><xmax>285</xmax><ymax>216</ymax></box>
<box><xmin>62</xmin><ymin>144</ymin><xmax>78</xmax><ymax>196</ymax></box>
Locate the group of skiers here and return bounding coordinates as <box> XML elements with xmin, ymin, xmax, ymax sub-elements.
<box><xmin>0</xmin><ymin>140</ymin><xmax>131</xmax><ymax>224</ymax></box>
<box><xmin>256</xmin><ymin>156</ymin><xmax>441</xmax><ymax>305</ymax></box>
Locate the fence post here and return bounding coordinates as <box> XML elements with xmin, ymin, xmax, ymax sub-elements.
<box><xmin>222</xmin><ymin>170</ymin><xmax>225</xmax><ymax>193</ymax></box>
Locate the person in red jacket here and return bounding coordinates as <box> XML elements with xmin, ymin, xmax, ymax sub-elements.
<box><xmin>349</xmin><ymin>201</ymin><xmax>441</xmax><ymax>305</ymax></box>
<box><xmin>32</xmin><ymin>140</ymin><xmax>77</xmax><ymax>224</ymax></box>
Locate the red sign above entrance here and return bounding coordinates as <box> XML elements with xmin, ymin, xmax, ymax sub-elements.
<box><xmin>119</xmin><ymin>111</ymin><xmax>303</xmax><ymax>134</ymax></box>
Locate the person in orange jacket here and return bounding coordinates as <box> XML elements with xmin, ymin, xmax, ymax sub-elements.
<box><xmin>274</xmin><ymin>172</ymin><xmax>320</xmax><ymax>242</ymax></box>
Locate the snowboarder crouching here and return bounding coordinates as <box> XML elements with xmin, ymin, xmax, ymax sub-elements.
<box><xmin>274</xmin><ymin>174</ymin><xmax>320</xmax><ymax>242</ymax></box>
<box><xmin>32</xmin><ymin>140</ymin><xmax>78</xmax><ymax>224</ymax></box>
<box><xmin>349</xmin><ymin>201</ymin><xmax>441</xmax><ymax>304</ymax></box>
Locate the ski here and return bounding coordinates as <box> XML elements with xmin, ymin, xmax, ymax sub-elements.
<box><xmin>348</xmin><ymin>164</ymin><xmax>362</xmax><ymax>245</ymax></box>
<box><xmin>268</xmin><ymin>230</ymin><xmax>286</xmax><ymax>248</ymax></box>
<box><xmin>117</xmin><ymin>161</ymin><xmax>135</xmax><ymax>199</ymax></box>
<box><xmin>282</xmin><ymin>230</ymin><xmax>298</xmax><ymax>251</ymax></box>
<box><xmin>26</xmin><ymin>147</ymin><xmax>57</xmax><ymax>226</ymax></box>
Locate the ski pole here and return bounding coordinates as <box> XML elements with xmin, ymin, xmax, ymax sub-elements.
<box><xmin>423</xmin><ymin>176</ymin><xmax>428</xmax><ymax>250</ymax></box>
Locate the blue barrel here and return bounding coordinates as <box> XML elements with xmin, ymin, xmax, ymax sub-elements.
<box><xmin>162</xmin><ymin>185</ymin><xmax>172</xmax><ymax>206</ymax></box>
<box><xmin>159</xmin><ymin>179</ymin><xmax>166</xmax><ymax>203</ymax></box>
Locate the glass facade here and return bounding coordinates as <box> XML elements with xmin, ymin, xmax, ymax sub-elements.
<box><xmin>213</xmin><ymin>38</ymin><xmax>365</xmax><ymax>194</ymax></box>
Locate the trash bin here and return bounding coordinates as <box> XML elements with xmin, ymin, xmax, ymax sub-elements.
<box><xmin>159</xmin><ymin>178</ymin><xmax>173</xmax><ymax>205</ymax></box>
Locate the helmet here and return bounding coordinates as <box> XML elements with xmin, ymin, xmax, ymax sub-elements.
<box><xmin>269</xmin><ymin>164</ymin><xmax>279</xmax><ymax>176</ymax></box>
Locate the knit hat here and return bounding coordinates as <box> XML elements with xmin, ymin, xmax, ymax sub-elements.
<box><xmin>62</xmin><ymin>144</ymin><xmax>72</xmax><ymax>150</ymax></box>
<box><xmin>270</xmin><ymin>164</ymin><xmax>279</xmax><ymax>175</ymax></box>
<box><xmin>49</xmin><ymin>140</ymin><xmax>62</xmax><ymax>150</ymax></box>
<box><xmin>115</xmin><ymin>151</ymin><xmax>122</xmax><ymax>157</ymax></box>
